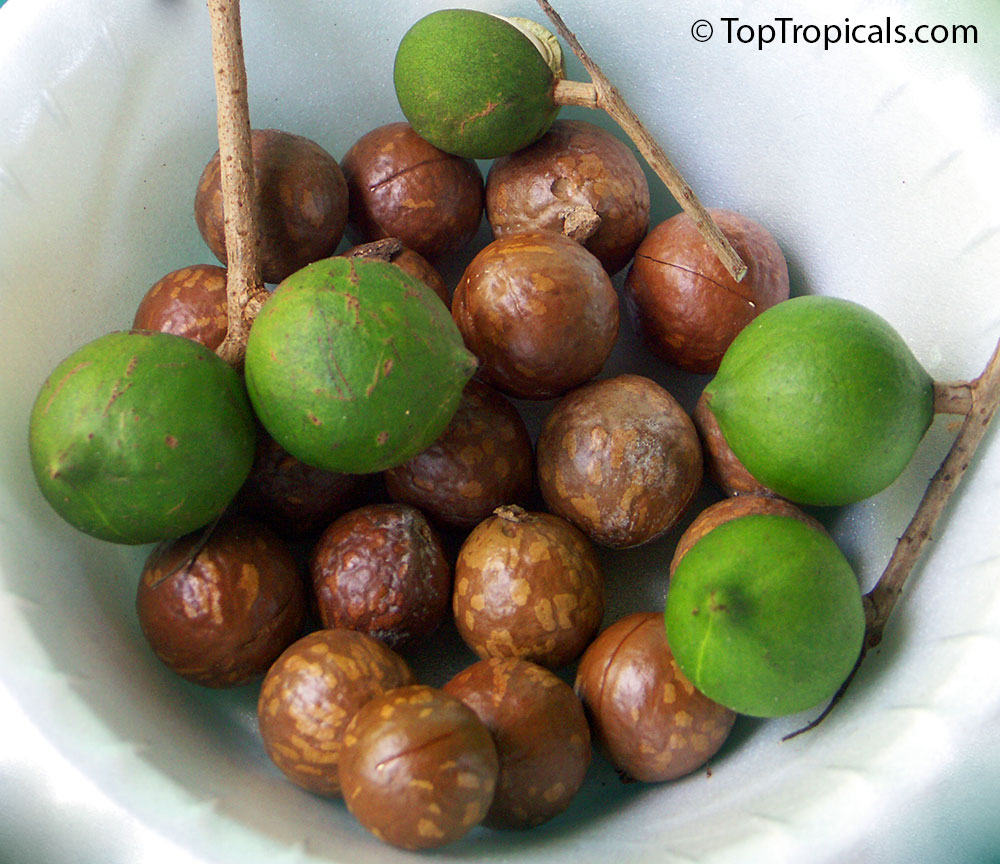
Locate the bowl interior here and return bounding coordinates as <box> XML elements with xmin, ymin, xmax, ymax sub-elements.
<box><xmin>2</xmin><ymin>1</ymin><xmax>1000</xmax><ymax>862</ymax></box>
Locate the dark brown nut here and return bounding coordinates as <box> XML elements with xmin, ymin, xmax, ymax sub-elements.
<box><xmin>310</xmin><ymin>503</ymin><xmax>451</xmax><ymax>650</ymax></box>
<box><xmin>537</xmin><ymin>374</ymin><xmax>703</xmax><ymax>548</ymax></box>
<box><xmin>691</xmin><ymin>389</ymin><xmax>778</xmax><ymax>499</ymax></box>
<box><xmin>575</xmin><ymin>612</ymin><xmax>736</xmax><ymax>782</ymax></box>
<box><xmin>339</xmin><ymin>685</ymin><xmax>499</xmax><ymax>850</ymax></box>
<box><xmin>132</xmin><ymin>264</ymin><xmax>228</xmax><ymax>350</ymax></box>
<box><xmin>453</xmin><ymin>505</ymin><xmax>604</xmax><ymax>669</ymax></box>
<box><xmin>136</xmin><ymin>519</ymin><xmax>306</xmax><ymax>687</ymax></box>
<box><xmin>341</xmin><ymin>121</ymin><xmax>484</xmax><ymax>261</ymax></box>
<box><xmin>624</xmin><ymin>208</ymin><xmax>789</xmax><ymax>373</ymax></box>
<box><xmin>343</xmin><ymin>239</ymin><xmax>451</xmax><ymax>307</ymax></box>
<box><xmin>257</xmin><ymin>628</ymin><xmax>414</xmax><ymax>797</ymax></box>
<box><xmin>486</xmin><ymin>119</ymin><xmax>650</xmax><ymax>276</ymax></box>
<box><xmin>194</xmin><ymin>128</ymin><xmax>349</xmax><ymax>284</ymax></box>
<box><xmin>452</xmin><ymin>231</ymin><xmax>619</xmax><ymax>400</ymax></box>
<box><xmin>383</xmin><ymin>380</ymin><xmax>533</xmax><ymax>530</ymax></box>
<box><xmin>669</xmin><ymin>496</ymin><xmax>827</xmax><ymax>577</ymax></box>
<box><xmin>237</xmin><ymin>427</ymin><xmax>364</xmax><ymax>537</ymax></box>
<box><xmin>443</xmin><ymin>658</ymin><xmax>591</xmax><ymax>829</ymax></box>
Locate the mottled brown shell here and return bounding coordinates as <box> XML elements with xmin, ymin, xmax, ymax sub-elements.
<box><xmin>537</xmin><ymin>374</ymin><xmax>703</xmax><ymax>548</ymax></box>
<box><xmin>132</xmin><ymin>264</ymin><xmax>228</xmax><ymax>350</ymax></box>
<box><xmin>257</xmin><ymin>628</ymin><xmax>414</xmax><ymax>796</ymax></box>
<box><xmin>195</xmin><ymin>128</ymin><xmax>349</xmax><ymax>284</ymax></box>
<box><xmin>452</xmin><ymin>231</ymin><xmax>619</xmax><ymax>399</ymax></box>
<box><xmin>342</xmin><ymin>239</ymin><xmax>451</xmax><ymax>308</ymax></box>
<box><xmin>310</xmin><ymin>503</ymin><xmax>451</xmax><ymax>650</ymax></box>
<box><xmin>383</xmin><ymin>379</ymin><xmax>534</xmax><ymax>530</ymax></box>
<box><xmin>136</xmin><ymin>519</ymin><xmax>306</xmax><ymax>687</ymax></box>
<box><xmin>575</xmin><ymin>612</ymin><xmax>736</xmax><ymax>782</ymax></box>
<box><xmin>692</xmin><ymin>390</ymin><xmax>778</xmax><ymax>499</ymax></box>
<box><xmin>341</xmin><ymin>121</ymin><xmax>484</xmax><ymax>261</ymax></box>
<box><xmin>669</xmin><ymin>496</ymin><xmax>828</xmax><ymax>577</ymax></box>
<box><xmin>443</xmin><ymin>657</ymin><xmax>591</xmax><ymax>829</ymax></box>
<box><xmin>624</xmin><ymin>209</ymin><xmax>789</xmax><ymax>373</ymax></box>
<box><xmin>237</xmin><ymin>428</ymin><xmax>364</xmax><ymax>536</ymax></box>
<box><xmin>486</xmin><ymin>119</ymin><xmax>650</xmax><ymax>276</ymax></box>
<box><xmin>339</xmin><ymin>685</ymin><xmax>499</xmax><ymax>850</ymax></box>
<box><xmin>453</xmin><ymin>506</ymin><xmax>604</xmax><ymax>669</ymax></box>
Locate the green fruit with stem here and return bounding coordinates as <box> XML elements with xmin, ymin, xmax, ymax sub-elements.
<box><xmin>28</xmin><ymin>330</ymin><xmax>255</xmax><ymax>544</ymax></box>
<box><xmin>244</xmin><ymin>257</ymin><xmax>478</xmax><ymax>474</ymax></box>
<box><xmin>665</xmin><ymin>513</ymin><xmax>865</xmax><ymax>718</ymax></box>
<box><xmin>703</xmin><ymin>295</ymin><xmax>934</xmax><ymax>506</ymax></box>
<box><xmin>393</xmin><ymin>9</ymin><xmax>563</xmax><ymax>159</ymax></box>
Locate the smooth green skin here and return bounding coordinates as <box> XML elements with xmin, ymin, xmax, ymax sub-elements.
<box><xmin>665</xmin><ymin>514</ymin><xmax>865</xmax><ymax>718</ymax></box>
<box><xmin>29</xmin><ymin>331</ymin><xmax>255</xmax><ymax>545</ymax></box>
<box><xmin>393</xmin><ymin>9</ymin><xmax>560</xmax><ymax>159</ymax></box>
<box><xmin>704</xmin><ymin>296</ymin><xmax>934</xmax><ymax>506</ymax></box>
<box><xmin>244</xmin><ymin>257</ymin><xmax>478</xmax><ymax>474</ymax></box>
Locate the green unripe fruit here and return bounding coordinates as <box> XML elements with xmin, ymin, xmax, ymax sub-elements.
<box><xmin>665</xmin><ymin>514</ymin><xmax>865</xmax><ymax>717</ymax></box>
<box><xmin>393</xmin><ymin>9</ymin><xmax>561</xmax><ymax>159</ymax></box>
<box><xmin>29</xmin><ymin>331</ymin><xmax>255</xmax><ymax>545</ymax></box>
<box><xmin>244</xmin><ymin>257</ymin><xmax>478</xmax><ymax>474</ymax></box>
<box><xmin>704</xmin><ymin>296</ymin><xmax>934</xmax><ymax>506</ymax></box>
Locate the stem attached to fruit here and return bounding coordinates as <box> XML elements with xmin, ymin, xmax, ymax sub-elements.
<box><xmin>787</xmin><ymin>337</ymin><xmax>1000</xmax><ymax>739</ymax></box>
<box><xmin>538</xmin><ymin>0</ymin><xmax>748</xmax><ymax>284</ymax></box>
<box><xmin>206</xmin><ymin>0</ymin><xmax>268</xmax><ymax>368</ymax></box>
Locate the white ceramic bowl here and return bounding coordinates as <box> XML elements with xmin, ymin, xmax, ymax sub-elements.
<box><xmin>2</xmin><ymin>1</ymin><xmax>999</xmax><ymax>862</ymax></box>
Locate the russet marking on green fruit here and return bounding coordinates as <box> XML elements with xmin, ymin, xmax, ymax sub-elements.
<box><xmin>244</xmin><ymin>257</ymin><xmax>476</xmax><ymax>475</ymax></box>
<box><xmin>29</xmin><ymin>330</ymin><xmax>256</xmax><ymax>545</ymax></box>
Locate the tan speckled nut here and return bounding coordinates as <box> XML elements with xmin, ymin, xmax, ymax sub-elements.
<box><xmin>453</xmin><ymin>506</ymin><xmax>605</xmax><ymax>668</ymax></box>
<box><xmin>537</xmin><ymin>374</ymin><xmax>703</xmax><ymax>548</ymax></box>
<box><xmin>575</xmin><ymin>612</ymin><xmax>736</xmax><ymax>782</ymax></box>
<box><xmin>256</xmin><ymin>628</ymin><xmax>414</xmax><ymax>797</ymax></box>
<box><xmin>339</xmin><ymin>684</ymin><xmax>499</xmax><ymax>850</ymax></box>
<box><xmin>135</xmin><ymin>518</ymin><xmax>306</xmax><ymax>688</ymax></box>
<box><xmin>384</xmin><ymin>379</ymin><xmax>534</xmax><ymax>530</ymax></box>
<box><xmin>444</xmin><ymin>657</ymin><xmax>591</xmax><ymax>829</ymax></box>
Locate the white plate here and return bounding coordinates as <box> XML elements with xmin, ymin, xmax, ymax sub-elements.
<box><xmin>1</xmin><ymin>1</ymin><xmax>999</xmax><ymax>862</ymax></box>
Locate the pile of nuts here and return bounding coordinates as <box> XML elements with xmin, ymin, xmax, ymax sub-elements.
<box><xmin>127</xmin><ymin>104</ymin><xmax>794</xmax><ymax>850</ymax></box>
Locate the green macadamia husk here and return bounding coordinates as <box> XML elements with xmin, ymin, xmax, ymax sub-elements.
<box><xmin>29</xmin><ymin>330</ymin><xmax>255</xmax><ymax>544</ymax></box>
<box><xmin>393</xmin><ymin>9</ymin><xmax>561</xmax><ymax>159</ymax></box>
<box><xmin>704</xmin><ymin>295</ymin><xmax>935</xmax><ymax>506</ymax></box>
<box><xmin>665</xmin><ymin>514</ymin><xmax>866</xmax><ymax>718</ymax></box>
<box><xmin>244</xmin><ymin>257</ymin><xmax>478</xmax><ymax>475</ymax></box>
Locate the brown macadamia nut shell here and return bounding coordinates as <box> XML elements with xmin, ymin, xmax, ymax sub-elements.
<box><xmin>339</xmin><ymin>685</ymin><xmax>499</xmax><ymax>850</ymax></box>
<box><xmin>444</xmin><ymin>657</ymin><xmax>591</xmax><ymax>829</ymax></box>
<box><xmin>452</xmin><ymin>231</ymin><xmax>619</xmax><ymax>400</ymax></box>
<box><xmin>136</xmin><ymin>520</ymin><xmax>306</xmax><ymax>687</ymax></box>
<box><xmin>384</xmin><ymin>379</ymin><xmax>534</xmax><ymax>530</ymax></box>
<box><xmin>575</xmin><ymin>612</ymin><xmax>736</xmax><ymax>782</ymax></box>
<box><xmin>237</xmin><ymin>428</ymin><xmax>364</xmax><ymax>536</ymax></box>
<box><xmin>486</xmin><ymin>119</ymin><xmax>650</xmax><ymax>276</ymax></box>
<box><xmin>195</xmin><ymin>128</ymin><xmax>349</xmax><ymax>284</ymax></box>
<box><xmin>341</xmin><ymin>122</ymin><xmax>484</xmax><ymax>261</ymax></box>
<box><xmin>257</xmin><ymin>628</ymin><xmax>414</xmax><ymax>797</ymax></box>
<box><xmin>537</xmin><ymin>374</ymin><xmax>703</xmax><ymax>548</ymax></box>
<box><xmin>132</xmin><ymin>264</ymin><xmax>228</xmax><ymax>350</ymax></box>
<box><xmin>624</xmin><ymin>208</ymin><xmax>789</xmax><ymax>373</ymax></box>
<box><xmin>310</xmin><ymin>503</ymin><xmax>451</xmax><ymax>650</ymax></box>
<box><xmin>453</xmin><ymin>506</ymin><xmax>605</xmax><ymax>669</ymax></box>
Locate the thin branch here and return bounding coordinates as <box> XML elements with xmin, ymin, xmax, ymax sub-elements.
<box><xmin>206</xmin><ymin>0</ymin><xmax>267</xmax><ymax>368</ymax></box>
<box><xmin>537</xmin><ymin>0</ymin><xmax>748</xmax><ymax>284</ymax></box>
<box><xmin>933</xmin><ymin>379</ymin><xmax>974</xmax><ymax>415</ymax></box>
